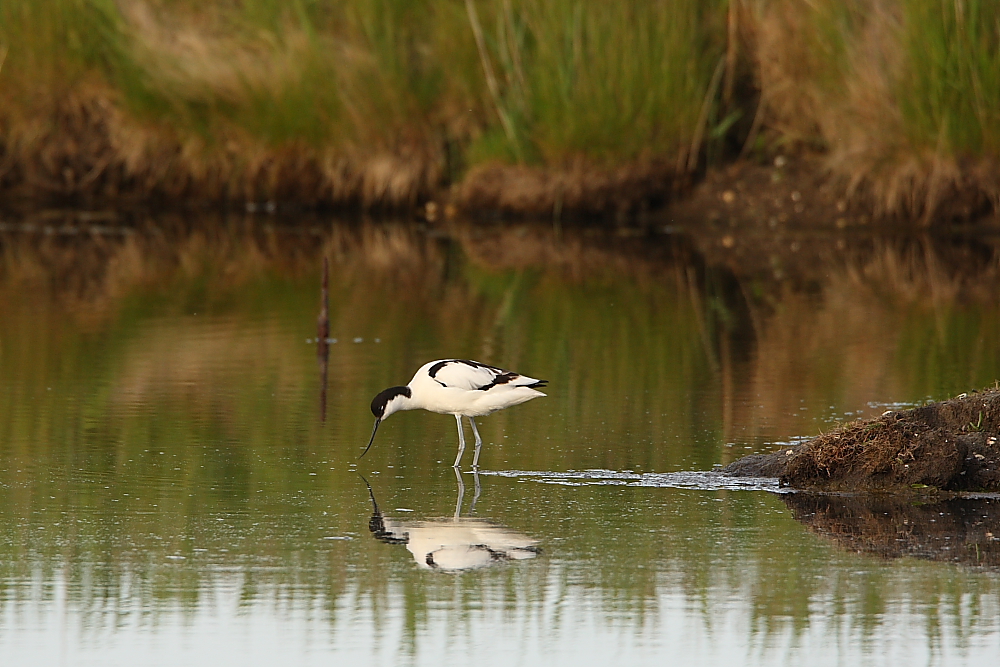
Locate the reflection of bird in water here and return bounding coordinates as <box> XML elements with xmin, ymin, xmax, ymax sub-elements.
<box><xmin>362</xmin><ymin>359</ymin><xmax>547</xmax><ymax>468</ymax></box>
<box><xmin>364</xmin><ymin>469</ymin><xmax>540</xmax><ymax>571</ymax></box>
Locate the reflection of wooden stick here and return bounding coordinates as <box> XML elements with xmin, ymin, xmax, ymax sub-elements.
<box><xmin>317</xmin><ymin>257</ymin><xmax>330</xmax><ymax>422</ymax></box>
<box><xmin>317</xmin><ymin>256</ymin><xmax>330</xmax><ymax>345</ymax></box>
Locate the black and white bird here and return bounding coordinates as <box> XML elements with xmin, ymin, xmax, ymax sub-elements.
<box><xmin>362</xmin><ymin>359</ymin><xmax>547</xmax><ymax>468</ymax></box>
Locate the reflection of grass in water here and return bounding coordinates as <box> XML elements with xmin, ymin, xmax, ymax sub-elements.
<box><xmin>3</xmin><ymin>226</ymin><xmax>1000</xmax><ymax>626</ymax></box>
<box><xmin>0</xmin><ymin>221</ymin><xmax>717</xmax><ymax>627</ymax></box>
<box><xmin>843</xmin><ymin>238</ymin><xmax>1000</xmax><ymax>398</ymax></box>
<box><xmin>735</xmin><ymin>235</ymin><xmax>1000</xmax><ymax>447</ymax></box>
<box><xmin>4</xmin><ymin>224</ymin><xmax>1000</xmax><ymax>465</ymax></box>
<box><xmin>0</xmin><ymin>220</ymin><xmax>720</xmax><ymax>469</ymax></box>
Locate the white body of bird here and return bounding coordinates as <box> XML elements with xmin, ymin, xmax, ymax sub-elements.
<box><xmin>363</xmin><ymin>359</ymin><xmax>547</xmax><ymax>467</ymax></box>
<box><xmin>402</xmin><ymin>359</ymin><xmax>546</xmax><ymax>417</ymax></box>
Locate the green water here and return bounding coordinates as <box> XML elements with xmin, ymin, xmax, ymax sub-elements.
<box><xmin>1</xmin><ymin>218</ymin><xmax>999</xmax><ymax>665</ymax></box>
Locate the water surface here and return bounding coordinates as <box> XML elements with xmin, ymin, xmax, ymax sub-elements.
<box><xmin>2</xmin><ymin>215</ymin><xmax>1000</xmax><ymax>665</ymax></box>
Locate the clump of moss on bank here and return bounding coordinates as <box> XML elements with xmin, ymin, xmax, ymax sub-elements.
<box><xmin>724</xmin><ymin>388</ymin><xmax>1000</xmax><ymax>493</ymax></box>
<box><xmin>0</xmin><ymin>0</ymin><xmax>998</xmax><ymax>221</ymax></box>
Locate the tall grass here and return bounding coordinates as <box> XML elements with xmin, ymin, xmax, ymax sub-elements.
<box><xmin>467</xmin><ymin>0</ymin><xmax>725</xmax><ymax>166</ymax></box>
<box><xmin>897</xmin><ymin>0</ymin><xmax>1000</xmax><ymax>156</ymax></box>
<box><xmin>0</xmin><ymin>0</ymin><xmax>724</xmax><ymax>207</ymax></box>
<box><xmin>750</xmin><ymin>0</ymin><xmax>1000</xmax><ymax>219</ymax></box>
<box><xmin>0</xmin><ymin>0</ymin><xmax>998</xmax><ymax>219</ymax></box>
<box><xmin>0</xmin><ymin>0</ymin><xmax>482</xmax><ymax>203</ymax></box>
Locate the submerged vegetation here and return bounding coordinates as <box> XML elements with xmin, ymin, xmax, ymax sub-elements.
<box><xmin>0</xmin><ymin>0</ymin><xmax>998</xmax><ymax>221</ymax></box>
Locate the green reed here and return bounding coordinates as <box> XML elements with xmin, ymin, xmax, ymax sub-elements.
<box><xmin>0</xmin><ymin>0</ymin><xmax>122</xmax><ymax>88</ymax></box>
<box><xmin>2</xmin><ymin>0</ymin><xmax>999</xmax><ymax>214</ymax></box>
<box><xmin>0</xmin><ymin>0</ymin><xmax>722</xmax><ymax>173</ymax></box>
<box><xmin>468</xmin><ymin>0</ymin><xmax>726</xmax><ymax>165</ymax></box>
<box><xmin>896</xmin><ymin>0</ymin><xmax>1000</xmax><ymax>155</ymax></box>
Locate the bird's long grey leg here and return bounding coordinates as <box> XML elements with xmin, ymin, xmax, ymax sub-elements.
<box><xmin>468</xmin><ymin>417</ymin><xmax>484</xmax><ymax>469</ymax></box>
<box><xmin>453</xmin><ymin>414</ymin><xmax>466</xmax><ymax>468</ymax></box>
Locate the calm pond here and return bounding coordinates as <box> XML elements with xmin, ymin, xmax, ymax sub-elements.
<box><xmin>2</xmin><ymin>213</ymin><xmax>1000</xmax><ymax>665</ymax></box>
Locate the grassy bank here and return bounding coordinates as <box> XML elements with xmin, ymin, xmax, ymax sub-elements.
<box><xmin>0</xmin><ymin>0</ymin><xmax>997</xmax><ymax>222</ymax></box>
<box><xmin>750</xmin><ymin>0</ymin><xmax>1000</xmax><ymax>220</ymax></box>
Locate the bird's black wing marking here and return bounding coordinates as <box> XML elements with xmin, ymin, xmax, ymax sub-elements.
<box><xmin>429</xmin><ymin>359</ymin><xmax>510</xmax><ymax>391</ymax></box>
<box><xmin>475</xmin><ymin>371</ymin><xmax>517</xmax><ymax>391</ymax></box>
<box><xmin>427</xmin><ymin>360</ymin><xmax>453</xmax><ymax>378</ymax></box>
<box><xmin>428</xmin><ymin>359</ymin><xmax>502</xmax><ymax>379</ymax></box>
<box><xmin>429</xmin><ymin>360</ymin><xmax>465</xmax><ymax>388</ymax></box>
<box><xmin>428</xmin><ymin>359</ymin><xmax>547</xmax><ymax>392</ymax></box>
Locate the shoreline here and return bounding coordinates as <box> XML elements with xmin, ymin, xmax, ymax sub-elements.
<box><xmin>4</xmin><ymin>1</ymin><xmax>1000</xmax><ymax>227</ymax></box>
<box><xmin>724</xmin><ymin>388</ymin><xmax>1000</xmax><ymax>495</ymax></box>
<box><xmin>6</xmin><ymin>152</ymin><xmax>1000</xmax><ymax>231</ymax></box>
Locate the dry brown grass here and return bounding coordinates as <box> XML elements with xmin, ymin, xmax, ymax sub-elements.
<box><xmin>0</xmin><ymin>0</ymin><xmax>727</xmax><ymax>214</ymax></box>
<box><xmin>747</xmin><ymin>0</ymin><xmax>1000</xmax><ymax>221</ymax></box>
<box><xmin>456</xmin><ymin>159</ymin><xmax>686</xmax><ymax>219</ymax></box>
<box><xmin>0</xmin><ymin>87</ymin><xmax>443</xmax><ymax>208</ymax></box>
<box><xmin>6</xmin><ymin>0</ymin><xmax>999</xmax><ymax>221</ymax></box>
<box><xmin>0</xmin><ymin>1</ymin><xmax>451</xmax><ymax>207</ymax></box>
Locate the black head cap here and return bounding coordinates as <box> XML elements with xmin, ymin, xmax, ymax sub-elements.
<box><xmin>371</xmin><ymin>386</ymin><xmax>411</xmax><ymax>418</ymax></box>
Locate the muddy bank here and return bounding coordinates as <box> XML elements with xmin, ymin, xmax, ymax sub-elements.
<box><xmin>452</xmin><ymin>160</ymin><xmax>685</xmax><ymax>221</ymax></box>
<box><xmin>784</xmin><ymin>493</ymin><xmax>1000</xmax><ymax>567</ymax></box>
<box><xmin>451</xmin><ymin>154</ymin><xmax>872</xmax><ymax>227</ymax></box>
<box><xmin>666</xmin><ymin>155</ymin><xmax>877</xmax><ymax>232</ymax></box>
<box><xmin>724</xmin><ymin>389</ymin><xmax>1000</xmax><ymax>493</ymax></box>
<box><xmin>434</xmin><ymin>153</ymin><xmax>999</xmax><ymax>227</ymax></box>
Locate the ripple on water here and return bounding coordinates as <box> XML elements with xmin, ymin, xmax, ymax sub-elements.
<box><xmin>481</xmin><ymin>468</ymin><xmax>787</xmax><ymax>492</ymax></box>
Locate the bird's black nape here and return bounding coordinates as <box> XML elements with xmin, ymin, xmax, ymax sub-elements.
<box><xmin>359</xmin><ymin>418</ymin><xmax>380</xmax><ymax>459</ymax></box>
<box><xmin>370</xmin><ymin>385</ymin><xmax>411</xmax><ymax>418</ymax></box>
